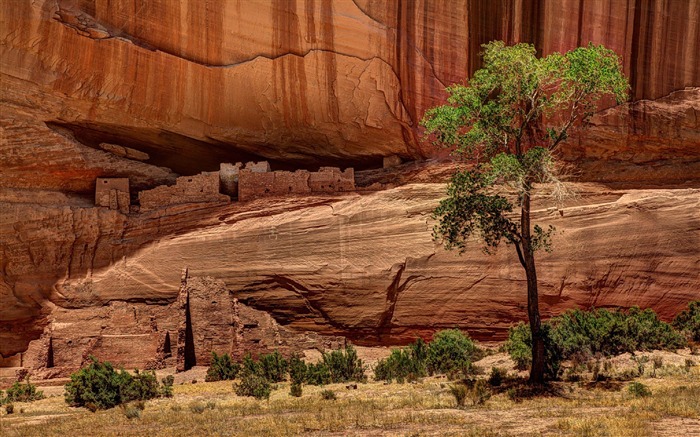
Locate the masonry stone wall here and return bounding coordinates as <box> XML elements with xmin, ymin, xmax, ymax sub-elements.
<box><xmin>95</xmin><ymin>178</ymin><xmax>130</xmax><ymax>214</ymax></box>
<box><xmin>238</xmin><ymin>163</ymin><xmax>355</xmax><ymax>201</ymax></box>
<box><xmin>139</xmin><ymin>171</ymin><xmax>229</xmax><ymax>211</ymax></box>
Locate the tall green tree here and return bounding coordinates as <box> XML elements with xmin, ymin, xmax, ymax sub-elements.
<box><xmin>421</xmin><ymin>41</ymin><xmax>629</xmax><ymax>384</ymax></box>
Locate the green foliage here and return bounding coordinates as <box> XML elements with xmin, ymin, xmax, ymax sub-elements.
<box><xmin>160</xmin><ymin>375</ymin><xmax>174</xmax><ymax>398</ymax></box>
<box><xmin>505</xmin><ymin>307</ymin><xmax>686</xmax><ymax>380</ymax></box>
<box><xmin>288</xmin><ymin>354</ymin><xmax>308</xmax><ymax>385</ymax></box>
<box><xmin>321</xmin><ymin>345</ymin><xmax>367</xmax><ymax>384</ymax></box>
<box><xmin>426</xmin><ymin>329</ymin><xmax>478</xmax><ymax>376</ymax></box>
<box><xmin>449</xmin><ymin>383</ymin><xmax>468</xmax><ymax>408</ymax></box>
<box><xmin>2</xmin><ymin>378</ymin><xmax>44</xmax><ymax>404</ymax></box>
<box><xmin>488</xmin><ymin>367</ymin><xmax>507</xmax><ymax>387</ymax></box>
<box><xmin>504</xmin><ymin>323</ymin><xmax>562</xmax><ymax>380</ymax></box>
<box><xmin>205</xmin><ymin>352</ymin><xmax>240</xmax><ymax>382</ymax></box>
<box><xmin>320</xmin><ymin>389</ymin><xmax>336</xmax><ymax>400</ymax></box>
<box><xmin>234</xmin><ymin>372</ymin><xmax>271</xmax><ymax>400</ymax></box>
<box><xmin>64</xmin><ymin>357</ymin><xmax>165</xmax><ymax>410</ymax></box>
<box><xmin>422</xmin><ymin>41</ymin><xmax>629</xmax><ymax>161</ymax></box>
<box><xmin>628</xmin><ymin>382</ymin><xmax>652</xmax><ymax>398</ymax></box>
<box><xmin>305</xmin><ymin>362</ymin><xmax>331</xmax><ymax>386</ymax></box>
<box><xmin>258</xmin><ymin>351</ymin><xmax>288</xmax><ymax>383</ymax></box>
<box><xmin>241</xmin><ymin>353</ymin><xmax>260</xmax><ymax>376</ymax></box>
<box><xmin>289</xmin><ymin>381</ymin><xmax>302</xmax><ymax>397</ymax></box>
<box><xmin>374</xmin><ymin>338</ymin><xmax>428</xmax><ymax>383</ymax></box>
<box><xmin>673</xmin><ymin>301</ymin><xmax>700</xmax><ymax>342</ymax></box>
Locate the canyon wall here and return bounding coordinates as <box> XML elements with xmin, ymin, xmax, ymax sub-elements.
<box><xmin>1</xmin><ymin>1</ymin><xmax>699</xmax><ymax>373</ymax></box>
<box><xmin>2</xmin><ymin>0</ymin><xmax>699</xmax><ymax>176</ymax></box>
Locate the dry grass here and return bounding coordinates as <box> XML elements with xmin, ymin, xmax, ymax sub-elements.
<box><xmin>1</xmin><ymin>359</ymin><xmax>698</xmax><ymax>436</ymax></box>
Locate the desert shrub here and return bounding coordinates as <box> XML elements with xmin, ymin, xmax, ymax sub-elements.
<box><xmin>241</xmin><ymin>354</ymin><xmax>260</xmax><ymax>376</ymax></box>
<box><xmin>290</xmin><ymin>381</ymin><xmax>302</xmax><ymax>397</ymax></box>
<box><xmin>121</xmin><ymin>402</ymin><xmax>143</xmax><ymax>419</ymax></box>
<box><xmin>551</xmin><ymin>307</ymin><xmax>685</xmax><ymax>359</ymax></box>
<box><xmin>322</xmin><ymin>345</ymin><xmax>366</xmax><ymax>383</ymax></box>
<box><xmin>258</xmin><ymin>351</ymin><xmax>288</xmax><ymax>382</ymax></box>
<box><xmin>426</xmin><ymin>329</ymin><xmax>477</xmax><ymax>376</ymax></box>
<box><xmin>504</xmin><ymin>323</ymin><xmax>562</xmax><ymax>380</ymax></box>
<box><xmin>469</xmin><ymin>379</ymin><xmax>491</xmax><ymax>405</ymax></box>
<box><xmin>205</xmin><ymin>352</ymin><xmax>240</xmax><ymax>382</ymax></box>
<box><xmin>5</xmin><ymin>403</ymin><xmax>14</xmax><ymax>414</ymax></box>
<box><xmin>374</xmin><ymin>338</ymin><xmax>428</xmax><ymax>383</ymax></box>
<box><xmin>305</xmin><ymin>362</ymin><xmax>331</xmax><ymax>386</ymax></box>
<box><xmin>64</xmin><ymin>357</ymin><xmax>164</xmax><ymax>410</ymax></box>
<box><xmin>189</xmin><ymin>401</ymin><xmax>206</xmax><ymax>414</ymax></box>
<box><xmin>160</xmin><ymin>375</ymin><xmax>174</xmax><ymax>398</ymax></box>
<box><xmin>673</xmin><ymin>301</ymin><xmax>700</xmax><ymax>342</ymax></box>
<box><xmin>288</xmin><ymin>354</ymin><xmax>307</xmax><ymax>385</ymax></box>
<box><xmin>488</xmin><ymin>367</ymin><xmax>507</xmax><ymax>387</ymax></box>
<box><xmin>628</xmin><ymin>381</ymin><xmax>651</xmax><ymax>398</ymax></box>
<box><xmin>449</xmin><ymin>383</ymin><xmax>468</xmax><ymax>407</ymax></box>
<box><xmin>235</xmin><ymin>372</ymin><xmax>271</xmax><ymax>400</ymax></box>
<box><xmin>2</xmin><ymin>378</ymin><xmax>44</xmax><ymax>403</ymax></box>
<box><xmin>320</xmin><ymin>389</ymin><xmax>336</xmax><ymax>400</ymax></box>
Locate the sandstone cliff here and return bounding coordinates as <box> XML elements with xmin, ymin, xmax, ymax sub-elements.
<box><xmin>1</xmin><ymin>1</ymin><xmax>699</xmax><ymax>373</ymax></box>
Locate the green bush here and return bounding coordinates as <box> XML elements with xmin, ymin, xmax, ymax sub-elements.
<box><xmin>289</xmin><ymin>354</ymin><xmax>307</xmax><ymax>384</ymax></box>
<box><xmin>205</xmin><ymin>352</ymin><xmax>240</xmax><ymax>382</ymax></box>
<box><xmin>2</xmin><ymin>378</ymin><xmax>44</xmax><ymax>403</ymax></box>
<box><xmin>488</xmin><ymin>367</ymin><xmax>507</xmax><ymax>387</ymax></box>
<box><xmin>290</xmin><ymin>381</ymin><xmax>302</xmax><ymax>397</ymax></box>
<box><xmin>505</xmin><ymin>307</ymin><xmax>686</xmax><ymax>380</ymax></box>
<box><xmin>673</xmin><ymin>301</ymin><xmax>700</xmax><ymax>342</ymax></box>
<box><xmin>160</xmin><ymin>375</ymin><xmax>174</xmax><ymax>398</ymax></box>
<box><xmin>64</xmin><ymin>357</ymin><xmax>165</xmax><ymax>410</ymax></box>
<box><xmin>321</xmin><ymin>345</ymin><xmax>366</xmax><ymax>383</ymax></box>
<box><xmin>504</xmin><ymin>323</ymin><xmax>562</xmax><ymax>380</ymax></box>
<box><xmin>258</xmin><ymin>351</ymin><xmax>288</xmax><ymax>383</ymax></box>
<box><xmin>234</xmin><ymin>372</ymin><xmax>271</xmax><ymax>400</ymax></box>
<box><xmin>374</xmin><ymin>338</ymin><xmax>428</xmax><ymax>383</ymax></box>
<box><xmin>426</xmin><ymin>329</ymin><xmax>478</xmax><ymax>376</ymax></box>
<box><xmin>241</xmin><ymin>353</ymin><xmax>260</xmax><ymax>376</ymax></box>
<box><xmin>305</xmin><ymin>362</ymin><xmax>331</xmax><ymax>386</ymax></box>
<box><xmin>628</xmin><ymin>381</ymin><xmax>652</xmax><ymax>398</ymax></box>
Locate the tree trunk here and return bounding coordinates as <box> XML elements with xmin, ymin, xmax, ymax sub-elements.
<box><xmin>521</xmin><ymin>188</ymin><xmax>545</xmax><ymax>384</ymax></box>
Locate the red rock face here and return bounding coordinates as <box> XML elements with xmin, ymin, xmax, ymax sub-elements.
<box><xmin>1</xmin><ymin>1</ymin><xmax>699</xmax><ymax>374</ymax></box>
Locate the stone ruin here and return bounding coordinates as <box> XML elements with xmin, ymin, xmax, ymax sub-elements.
<box><xmin>138</xmin><ymin>171</ymin><xmax>229</xmax><ymax>212</ymax></box>
<box><xmin>237</xmin><ymin>162</ymin><xmax>355</xmax><ymax>201</ymax></box>
<box><xmin>95</xmin><ymin>178</ymin><xmax>130</xmax><ymax>214</ymax></box>
<box><xmin>95</xmin><ymin>161</ymin><xmax>356</xmax><ymax>212</ymax></box>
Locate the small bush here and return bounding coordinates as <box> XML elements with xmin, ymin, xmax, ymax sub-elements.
<box><xmin>160</xmin><ymin>375</ymin><xmax>174</xmax><ymax>398</ymax></box>
<box><xmin>290</xmin><ymin>381</ymin><xmax>302</xmax><ymax>397</ymax></box>
<box><xmin>205</xmin><ymin>352</ymin><xmax>240</xmax><ymax>382</ymax></box>
<box><xmin>5</xmin><ymin>403</ymin><xmax>14</xmax><ymax>414</ymax></box>
<box><xmin>320</xmin><ymin>389</ymin><xmax>336</xmax><ymax>400</ymax></box>
<box><xmin>427</xmin><ymin>329</ymin><xmax>477</xmax><ymax>376</ymax></box>
<box><xmin>488</xmin><ymin>367</ymin><xmax>507</xmax><ymax>386</ymax></box>
<box><xmin>628</xmin><ymin>381</ymin><xmax>652</xmax><ymax>398</ymax></box>
<box><xmin>469</xmin><ymin>379</ymin><xmax>492</xmax><ymax>405</ymax></box>
<box><xmin>504</xmin><ymin>323</ymin><xmax>562</xmax><ymax>380</ymax></box>
<box><xmin>449</xmin><ymin>383</ymin><xmax>468</xmax><ymax>408</ymax></box>
<box><xmin>289</xmin><ymin>354</ymin><xmax>307</xmax><ymax>385</ymax></box>
<box><xmin>2</xmin><ymin>378</ymin><xmax>44</xmax><ymax>403</ymax></box>
<box><xmin>121</xmin><ymin>403</ymin><xmax>142</xmax><ymax>419</ymax></box>
<box><xmin>322</xmin><ymin>345</ymin><xmax>366</xmax><ymax>383</ymax></box>
<box><xmin>189</xmin><ymin>401</ymin><xmax>206</xmax><ymax>414</ymax></box>
<box><xmin>673</xmin><ymin>301</ymin><xmax>700</xmax><ymax>342</ymax></box>
<box><xmin>258</xmin><ymin>351</ymin><xmax>288</xmax><ymax>382</ymax></box>
<box><xmin>235</xmin><ymin>372</ymin><xmax>271</xmax><ymax>400</ymax></box>
<box><xmin>206</xmin><ymin>400</ymin><xmax>217</xmax><ymax>410</ymax></box>
<box><xmin>64</xmin><ymin>357</ymin><xmax>165</xmax><ymax>410</ymax></box>
<box><xmin>305</xmin><ymin>362</ymin><xmax>331</xmax><ymax>386</ymax></box>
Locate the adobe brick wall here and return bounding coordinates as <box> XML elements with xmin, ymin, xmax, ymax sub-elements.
<box><xmin>308</xmin><ymin>167</ymin><xmax>355</xmax><ymax>193</ymax></box>
<box><xmin>139</xmin><ymin>171</ymin><xmax>229</xmax><ymax>211</ymax></box>
<box><xmin>95</xmin><ymin>178</ymin><xmax>130</xmax><ymax>214</ymax></box>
